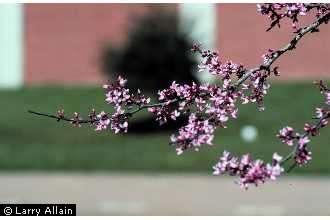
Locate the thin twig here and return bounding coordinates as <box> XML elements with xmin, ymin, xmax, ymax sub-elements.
<box><xmin>28</xmin><ymin>110</ymin><xmax>97</xmax><ymax>123</ymax></box>
<box><xmin>280</xmin><ymin>115</ymin><xmax>328</xmax><ymax>168</ymax></box>
<box><xmin>265</xmin><ymin>3</ymin><xmax>330</xmax><ymax>31</ymax></box>
<box><xmin>233</xmin><ymin>11</ymin><xmax>330</xmax><ymax>88</ymax></box>
<box><xmin>286</xmin><ymin>162</ymin><xmax>298</xmax><ymax>173</ymax></box>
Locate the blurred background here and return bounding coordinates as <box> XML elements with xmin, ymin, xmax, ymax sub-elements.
<box><xmin>0</xmin><ymin>3</ymin><xmax>329</xmax><ymax>215</ymax></box>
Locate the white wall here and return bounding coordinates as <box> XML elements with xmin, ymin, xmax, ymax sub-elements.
<box><xmin>0</xmin><ymin>4</ymin><xmax>23</xmax><ymax>89</ymax></box>
<box><xmin>179</xmin><ymin>3</ymin><xmax>216</xmax><ymax>83</ymax></box>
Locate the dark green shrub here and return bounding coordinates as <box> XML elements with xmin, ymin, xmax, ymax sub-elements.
<box><xmin>101</xmin><ymin>11</ymin><xmax>198</xmax><ymax>93</ymax></box>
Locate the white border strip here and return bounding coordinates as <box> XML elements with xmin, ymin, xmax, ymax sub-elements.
<box><xmin>4</xmin><ymin>216</ymin><xmax>330</xmax><ymax>219</ymax></box>
<box><xmin>1</xmin><ymin>1</ymin><xmax>330</xmax><ymax>3</ymax></box>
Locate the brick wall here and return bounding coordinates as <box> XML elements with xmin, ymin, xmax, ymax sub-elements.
<box><xmin>24</xmin><ymin>4</ymin><xmax>330</xmax><ymax>85</ymax></box>
<box><xmin>24</xmin><ymin>4</ymin><xmax>177</xmax><ymax>85</ymax></box>
<box><xmin>217</xmin><ymin>4</ymin><xmax>330</xmax><ymax>80</ymax></box>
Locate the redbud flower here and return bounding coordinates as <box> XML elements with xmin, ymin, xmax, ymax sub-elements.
<box><xmin>170</xmin><ymin>113</ymin><xmax>215</xmax><ymax>155</ymax></box>
<box><xmin>277</xmin><ymin>126</ymin><xmax>297</xmax><ymax>146</ymax></box>
<box><xmin>257</xmin><ymin>3</ymin><xmax>311</xmax><ymax>31</ymax></box>
<box><xmin>56</xmin><ymin>109</ymin><xmax>65</xmax><ymax>121</ymax></box>
<box><xmin>134</xmin><ymin>89</ymin><xmax>150</xmax><ymax>106</ymax></box>
<box><xmin>315</xmin><ymin>108</ymin><xmax>325</xmax><ymax>119</ymax></box>
<box><xmin>110</xmin><ymin>107</ymin><xmax>128</xmax><ymax>134</ymax></box>
<box><xmin>325</xmin><ymin>91</ymin><xmax>330</xmax><ymax>105</ymax></box>
<box><xmin>71</xmin><ymin>112</ymin><xmax>82</xmax><ymax>127</ymax></box>
<box><xmin>103</xmin><ymin>76</ymin><xmax>131</xmax><ymax>107</ymax></box>
<box><xmin>213</xmin><ymin>151</ymin><xmax>284</xmax><ymax>189</ymax></box>
<box><xmin>304</xmin><ymin>123</ymin><xmax>320</xmax><ymax>136</ymax></box>
<box><xmin>94</xmin><ymin>111</ymin><xmax>110</xmax><ymax>132</ymax></box>
<box><xmin>262</xmin><ymin>49</ymin><xmax>275</xmax><ymax>64</ymax></box>
<box><xmin>272</xmin><ymin>152</ymin><xmax>283</xmax><ymax>164</ymax></box>
<box><xmin>295</xmin><ymin>136</ymin><xmax>312</xmax><ymax>165</ymax></box>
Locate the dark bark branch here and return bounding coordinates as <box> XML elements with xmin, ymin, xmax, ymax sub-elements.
<box><xmin>233</xmin><ymin>11</ymin><xmax>330</xmax><ymax>88</ymax></box>
<box><xmin>28</xmin><ymin>110</ymin><xmax>96</xmax><ymax>124</ymax></box>
<box><xmin>265</xmin><ymin>3</ymin><xmax>330</xmax><ymax>31</ymax></box>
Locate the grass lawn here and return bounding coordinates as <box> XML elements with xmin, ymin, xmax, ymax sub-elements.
<box><xmin>0</xmin><ymin>81</ymin><xmax>329</xmax><ymax>174</ymax></box>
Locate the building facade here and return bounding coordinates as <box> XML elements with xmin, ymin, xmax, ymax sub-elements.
<box><xmin>0</xmin><ymin>3</ymin><xmax>329</xmax><ymax>88</ymax></box>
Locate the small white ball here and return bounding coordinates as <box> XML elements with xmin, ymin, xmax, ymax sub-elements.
<box><xmin>240</xmin><ymin>125</ymin><xmax>258</xmax><ymax>143</ymax></box>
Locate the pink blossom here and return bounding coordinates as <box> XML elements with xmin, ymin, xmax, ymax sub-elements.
<box><xmin>94</xmin><ymin>111</ymin><xmax>110</xmax><ymax>132</ymax></box>
<box><xmin>267</xmin><ymin>164</ymin><xmax>284</xmax><ymax>180</ymax></box>
<box><xmin>326</xmin><ymin>91</ymin><xmax>330</xmax><ymax>105</ymax></box>
<box><xmin>213</xmin><ymin>151</ymin><xmax>284</xmax><ymax>189</ymax></box>
<box><xmin>171</xmin><ymin>113</ymin><xmax>215</xmax><ymax>155</ymax></box>
<box><xmin>315</xmin><ymin>80</ymin><xmax>330</xmax><ymax>106</ymax></box>
<box><xmin>262</xmin><ymin>49</ymin><xmax>275</xmax><ymax>64</ymax></box>
<box><xmin>240</xmin><ymin>71</ymin><xmax>272</xmax><ymax>111</ymax></box>
<box><xmin>134</xmin><ymin>89</ymin><xmax>151</xmax><ymax>106</ymax></box>
<box><xmin>294</xmin><ymin>151</ymin><xmax>312</xmax><ymax>165</ymax></box>
<box><xmin>117</xmin><ymin>75</ymin><xmax>127</xmax><ymax>87</ymax></box>
<box><xmin>56</xmin><ymin>109</ymin><xmax>65</xmax><ymax>121</ymax></box>
<box><xmin>277</xmin><ymin>126</ymin><xmax>297</xmax><ymax>146</ymax></box>
<box><xmin>256</xmin><ymin>3</ymin><xmax>325</xmax><ymax>31</ymax></box>
<box><xmin>321</xmin><ymin>119</ymin><xmax>328</xmax><ymax>127</ymax></box>
<box><xmin>272</xmin><ymin>152</ymin><xmax>282</xmax><ymax>163</ymax></box>
<box><xmin>170</xmin><ymin>110</ymin><xmax>181</xmax><ymax>121</ymax></box>
<box><xmin>315</xmin><ymin>108</ymin><xmax>325</xmax><ymax>119</ymax></box>
<box><xmin>103</xmin><ymin>76</ymin><xmax>131</xmax><ymax>107</ymax></box>
<box><xmin>298</xmin><ymin>136</ymin><xmax>310</xmax><ymax>148</ymax></box>
<box><xmin>149</xmin><ymin>82</ymin><xmax>203</xmax><ymax>125</ymax></box>
<box><xmin>212</xmin><ymin>151</ymin><xmax>231</xmax><ymax>175</ymax></box>
<box><xmin>304</xmin><ymin>123</ymin><xmax>320</xmax><ymax>136</ymax></box>
<box><xmin>71</xmin><ymin>112</ymin><xmax>82</xmax><ymax>127</ymax></box>
<box><xmin>294</xmin><ymin>137</ymin><xmax>312</xmax><ymax>166</ymax></box>
<box><xmin>110</xmin><ymin>107</ymin><xmax>128</xmax><ymax>134</ymax></box>
<box><xmin>195</xmin><ymin>46</ymin><xmax>243</xmax><ymax>80</ymax></box>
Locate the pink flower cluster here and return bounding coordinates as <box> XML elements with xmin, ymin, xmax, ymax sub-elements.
<box><xmin>277</xmin><ymin>81</ymin><xmax>329</xmax><ymax>166</ymax></box>
<box><xmin>295</xmin><ymin>136</ymin><xmax>312</xmax><ymax>165</ymax></box>
<box><xmin>213</xmin><ymin>151</ymin><xmax>284</xmax><ymax>189</ymax></box>
<box><xmin>197</xmin><ymin>47</ymin><xmax>244</xmax><ymax>81</ymax></box>
<box><xmin>241</xmin><ymin>71</ymin><xmax>272</xmax><ymax>111</ymax></box>
<box><xmin>95</xmin><ymin>40</ymin><xmax>284</xmax><ymax>142</ymax></box>
<box><xmin>100</xmin><ymin>57</ymin><xmax>274</xmax><ymax>143</ymax></box>
<box><xmin>148</xmin><ymin>81</ymin><xmax>200</xmax><ymax>125</ymax></box>
<box><xmin>277</xmin><ymin>122</ymin><xmax>326</xmax><ymax>167</ymax></box>
<box><xmin>88</xmin><ymin>109</ymin><xmax>110</xmax><ymax>131</ymax></box>
<box><xmin>262</xmin><ymin>49</ymin><xmax>275</xmax><ymax>64</ymax></box>
<box><xmin>205</xmin><ymin>85</ymin><xmax>239</xmax><ymax>123</ymax></box>
<box><xmin>277</xmin><ymin>126</ymin><xmax>297</xmax><ymax>146</ymax></box>
<box><xmin>257</xmin><ymin>3</ymin><xmax>330</xmax><ymax>31</ymax></box>
<box><xmin>101</xmin><ymin>75</ymin><xmax>150</xmax><ymax>133</ymax></box>
<box><xmin>316</xmin><ymin>80</ymin><xmax>330</xmax><ymax>106</ymax></box>
<box><xmin>163</xmin><ymin>44</ymin><xmax>282</xmax><ymax>155</ymax></box>
<box><xmin>171</xmin><ymin>113</ymin><xmax>215</xmax><ymax>155</ymax></box>
<box><xmin>148</xmin><ymin>79</ymin><xmax>239</xmax><ymax>154</ymax></box>
<box><xmin>109</xmin><ymin>107</ymin><xmax>128</xmax><ymax>133</ymax></box>
<box><xmin>70</xmin><ymin>112</ymin><xmax>83</xmax><ymax>127</ymax></box>
<box><xmin>103</xmin><ymin>76</ymin><xmax>130</xmax><ymax>107</ymax></box>
<box><xmin>196</xmin><ymin>44</ymin><xmax>279</xmax><ymax>112</ymax></box>
<box><xmin>103</xmin><ymin>76</ymin><xmax>150</xmax><ymax>108</ymax></box>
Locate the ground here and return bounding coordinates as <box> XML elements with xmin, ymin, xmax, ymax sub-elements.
<box><xmin>1</xmin><ymin>173</ymin><xmax>329</xmax><ymax>215</ymax></box>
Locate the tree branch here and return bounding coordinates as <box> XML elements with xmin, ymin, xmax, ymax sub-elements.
<box><xmin>28</xmin><ymin>11</ymin><xmax>330</xmax><ymax>132</ymax></box>
<box><xmin>233</xmin><ymin>11</ymin><xmax>330</xmax><ymax>88</ymax></box>
<box><xmin>280</xmin><ymin>114</ymin><xmax>329</xmax><ymax>168</ymax></box>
